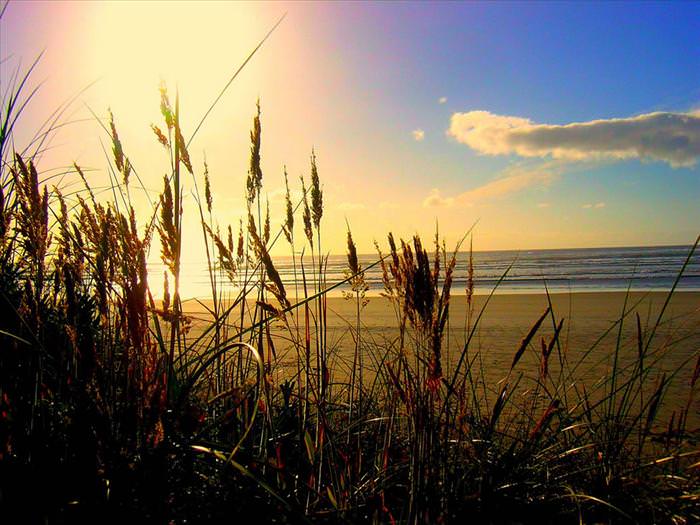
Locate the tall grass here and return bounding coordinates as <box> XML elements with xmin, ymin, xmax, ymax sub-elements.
<box><xmin>1</xmin><ymin>55</ymin><xmax>699</xmax><ymax>525</ymax></box>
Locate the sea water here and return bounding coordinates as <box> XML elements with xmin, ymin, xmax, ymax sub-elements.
<box><xmin>151</xmin><ymin>244</ymin><xmax>700</xmax><ymax>299</ymax></box>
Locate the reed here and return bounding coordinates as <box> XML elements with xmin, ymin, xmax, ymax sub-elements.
<box><xmin>1</xmin><ymin>50</ymin><xmax>699</xmax><ymax>525</ymax></box>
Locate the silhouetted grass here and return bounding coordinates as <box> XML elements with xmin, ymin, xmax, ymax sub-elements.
<box><xmin>1</xmin><ymin>47</ymin><xmax>699</xmax><ymax>525</ymax></box>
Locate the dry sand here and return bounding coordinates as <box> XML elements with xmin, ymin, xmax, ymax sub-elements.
<box><xmin>183</xmin><ymin>291</ymin><xmax>700</xmax><ymax>427</ymax></box>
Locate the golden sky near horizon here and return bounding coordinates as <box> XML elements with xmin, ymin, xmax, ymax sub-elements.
<box><xmin>2</xmin><ymin>0</ymin><xmax>698</xmax><ymax>271</ymax></box>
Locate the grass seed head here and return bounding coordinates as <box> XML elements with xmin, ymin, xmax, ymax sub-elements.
<box><xmin>237</xmin><ymin>219</ymin><xmax>245</xmax><ymax>262</ymax></box>
<box><xmin>158</xmin><ymin>175</ymin><xmax>178</xmax><ymax>274</ymax></box>
<box><xmin>159</xmin><ymin>82</ymin><xmax>174</xmax><ymax>130</ymax></box>
<box><xmin>283</xmin><ymin>166</ymin><xmax>294</xmax><ymax>245</ymax></box>
<box><xmin>301</xmin><ymin>176</ymin><xmax>313</xmax><ymax>247</ymax></box>
<box><xmin>310</xmin><ymin>149</ymin><xmax>323</xmax><ymax>229</ymax></box>
<box><xmin>204</xmin><ymin>159</ymin><xmax>212</xmax><ymax>213</ymax></box>
<box><xmin>248</xmin><ymin>212</ymin><xmax>289</xmax><ymax>308</ymax></box>
<box><xmin>108</xmin><ymin>109</ymin><xmax>124</xmax><ymax>174</ymax></box>
<box><xmin>151</xmin><ymin>124</ymin><xmax>169</xmax><ymax>148</ymax></box>
<box><xmin>246</xmin><ymin>100</ymin><xmax>263</xmax><ymax>204</ymax></box>
<box><xmin>346</xmin><ymin>225</ymin><xmax>359</xmax><ymax>276</ymax></box>
<box><xmin>175</xmin><ymin>124</ymin><xmax>192</xmax><ymax>174</ymax></box>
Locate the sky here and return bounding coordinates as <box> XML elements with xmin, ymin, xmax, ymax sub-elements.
<box><xmin>2</xmin><ymin>1</ymin><xmax>699</xmax><ymax>261</ymax></box>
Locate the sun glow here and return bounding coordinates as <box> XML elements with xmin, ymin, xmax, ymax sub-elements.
<box><xmin>65</xmin><ymin>1</ymin><xmax>285</xmax><ymax>180</ymax></box>
<box><xmin>83</xmin><ymin>2</ymin><xmax>263</xmax><ymax>107</ymax></box>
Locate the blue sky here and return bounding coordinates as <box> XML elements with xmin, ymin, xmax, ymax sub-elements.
<box><xmin>301</xmin><ymin>2</ymin><xmax>700</xmax><ymax>249</ymax></box>
<box><xmin>1</xmin><ymin>1</ymin><xmax>699</xmax><ymax>255</ymax></box>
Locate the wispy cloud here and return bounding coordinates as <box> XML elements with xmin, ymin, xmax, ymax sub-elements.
<box><xmin>459</xmin><ymin>165</ymin><xmax>557</xmax><ymax>203</ymax></box>
<box><xmin>423</xmin><ymin>162</ymin><xmax>561</xmax><ymax>208</ymax></box>
<box><xmin>582</xmin><ymin>202</ymin><xmax>606</xmax><ymax>209</ymax></box>
<box><xmin>379</xmin><ymin>201</ymin><xmax>399</xmax><ymax>210</ymax></box>
<box><xmin>412</xmin><ymin>129</ymin><xmax>425</xmax><ymax>141</ymax></box>
<box><xmin>268</xmin><ymin>187</ymin><xmax>302</xmax><ymax>203</ymax></box>
<box><xmin>448</xmin><ymin>110</ymin><xmax>700</xmax><ymax>167</ymax></box>
<box><xmin>537</xmin><ymin>202</ymin><xmax>550</xmax><ymax>208</ymax></box>
<box><xmin>438</xmin><ymin>96</ymin><xmax>447</xmax><ymax>104</ymax></box>
<box><xmin>423</xmin><ymin>188</ymin><xmax>455</xmax><ymax>208</ymax></box>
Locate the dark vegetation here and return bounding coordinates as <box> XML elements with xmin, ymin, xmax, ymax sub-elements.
<box><xmin>1</xmin><ymin>43</ymin><xmax>699</xmax><ymax>525</ymax></box>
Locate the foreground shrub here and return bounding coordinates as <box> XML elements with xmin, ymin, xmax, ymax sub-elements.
<box><xmin>1</xmin><ymin>54</ymin><xmax>698</xmax><ymax>525</ymax></box>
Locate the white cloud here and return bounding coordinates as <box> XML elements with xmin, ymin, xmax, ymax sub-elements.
<box><xmin>582</xmin><ymin>203</ymin><xmax>592</xmax><ymax>209</ymax></box>
<box><xmin>537</xmin><ymin>202</ymin><xmax>550</xmax><ymax>208</ymax></box>
<box><xmin>423</xmin><ymin>188</ymin><xmax>455</xmax><ymax>208</ymax></box>
<box><xmin>448</xmin><ymin>110</ymin><xmax>700</xmax><ymax>167</ymax></box>
<box><xmin>412</xmin><ymin>129</ymin><xmax>425</xmax><ymax>141</ymax></box>
<box><xmin>582</xmin><ymin>202</ymin><xmax>606</xmax><ymax>209</ymax></box>
<box><xmin>337</xmin><ymin>202</ymin><xmax>366</xmax><ymax>211</ymax></box>
<box><xmin>438</xmin><ymin>96</ymin><xmax>447</xmax><ymax>104</ymax></box>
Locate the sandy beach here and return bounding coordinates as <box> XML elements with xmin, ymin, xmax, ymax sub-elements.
<box><xmin>184</xmin><ymin>291</ymin><xmax>700</xmax><ymax>355</ymax></box>
<box><xmin>183</xmin><ymin>291</ymin><xmax>700</xmax><ymax>426</ymax></box>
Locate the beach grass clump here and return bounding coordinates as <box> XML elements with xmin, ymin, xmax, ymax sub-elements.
<box><xmin>0</xmin><ymin>55</ymin><xmax>699</xmax><ymax>524</ymax></box>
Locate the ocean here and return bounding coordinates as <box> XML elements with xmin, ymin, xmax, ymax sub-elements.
<box><xmin>154</xmin><ymin>244</ymin><xmax>700</xmax><ymax>299</ymax></box>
